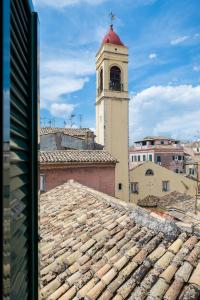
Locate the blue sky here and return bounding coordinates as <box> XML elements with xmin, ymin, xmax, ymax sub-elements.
<box><xmin>33</xmin><ymin>0</ymin><xmax>200</xmax><ymax>144</ymax></box>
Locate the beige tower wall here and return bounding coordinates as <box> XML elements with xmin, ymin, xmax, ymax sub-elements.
<box><xmin>96</xmin><ymin>43</ymin><xmax>129</xmax><ymax>201</ymax></box>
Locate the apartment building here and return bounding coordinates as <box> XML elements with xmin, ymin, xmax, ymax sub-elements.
<box><xmin>129</xmin><ymin>136</ymin><xmax>185</xmax><ymax>173</ymax></box>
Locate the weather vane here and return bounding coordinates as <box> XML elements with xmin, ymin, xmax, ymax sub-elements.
<box><xmin>109</xmin><ymin>12</ymin><xmax>116</xmax><ymax>28</ymax></box>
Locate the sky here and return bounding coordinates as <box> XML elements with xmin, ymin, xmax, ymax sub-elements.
<box><xmin>33</xmin><ymin>0</ymin><xmax>200</xmax><ymax>144</ymax></box>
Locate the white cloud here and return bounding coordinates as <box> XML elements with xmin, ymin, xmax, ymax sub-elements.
<box><xmin>170</xmin><ymin>36</ymin><xmax>189</xmax><ymax>45</ymax></box>
<box><xmin>129</xmin><ymin>85</ymin><xmax>200</xmax><ymax>143</ymax></box>
<box><xmin>43</xmin><ymin>58</ymin><xmax>94</xmax><ymax>77</ymax></box>
<box><xmin>33</xmin><ymin>0</ymin><xmax>108</xmax><ymax>8</ymax></box>
<box><xmin>148</xmin><ymin>53</ymin><xmax>157</xmax><ymax>59</ymax></box>
<box><xmin>194</xmin><ymin>33</ymin><xmax>200</xmax><ymax>39</ymax></box>
<box><xmin>193</xmin><ymin>66</ymin><xmax>200</xmax><ymax>72</ymax></box>
<box><xmin>40</xmin><ymin>51</ymin><xmax>95</xmax><ymax>111</ymax></box>
<box><xmin>49</xmin><ymin>103</ymin><xmax>76</xmax><ymax>117</ymax></box>
<box><xmin>40</xmin><ymin>76</ymin><xmax>89</xmax><ymax>107</ymax></box>
<box><xmin>154</xmin><ymin>110</ymin><xmax>200</xmax><ymax>139</ymax></box>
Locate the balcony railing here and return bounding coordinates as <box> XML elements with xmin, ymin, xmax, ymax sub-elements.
<box><xmin>109</xmin><ymin>82</ymin><xmax>124</xmax><ymax>91</ymax></box>
<box><xmin>97</xmin><ymin>83</ymin><xmax>124</xmax><ymax>96</ymax></box>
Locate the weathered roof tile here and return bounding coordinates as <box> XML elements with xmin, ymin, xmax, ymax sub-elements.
<box><xmin>40</xmin><ymin>127</ymin><xmax>93</xmax><ymax>137</ymax></box>
<box><xmin>189</xmin><ymin>263</ymin><xmax>200</xmax><ymax>286</ymax></box>
<box><xmin>40</xmin><ymin>150</ymin><xmax>117</xmax><ymax>164</ymax></box>
<box><xmin>163</xmin><ymin>280</ymin><xmax>184</xmax><ymax>300</ymax></box>
<box><xmin>40</xmin><ymin>181</ymin><xmax>200</xmax><ymax>299</ymax></box>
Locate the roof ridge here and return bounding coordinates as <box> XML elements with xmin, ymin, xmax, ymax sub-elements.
<box><xmin>41</xmin><ymin>180</ymin><xmax>200</xmax><ymax>238</ymax></box>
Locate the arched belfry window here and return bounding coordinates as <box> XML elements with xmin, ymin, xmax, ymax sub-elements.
<box><xmin>110</xmin><ymin>66</ymin><xmax>121</xmax><ymax>91</ymax></box>
<box><xmin>99</xmin><ymin>69</ymin><xmax>103</xmax><ymax>92</ymax></box>
<box><xmin>145</xmin><ymin>169</ymin><xmax>154</xmax><ymax>176</ymax></box>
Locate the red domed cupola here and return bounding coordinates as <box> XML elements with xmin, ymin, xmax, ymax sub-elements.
<box><xmin>102</xmin><ymin>25</ymin><xmax>124</xmax><ymax>46</ymax></box>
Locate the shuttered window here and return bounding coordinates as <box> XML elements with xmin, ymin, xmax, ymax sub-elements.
<box><xmin>8</xmin><ymin>1</ymin><xmax>38</xmax><ymax>299</ymax></box>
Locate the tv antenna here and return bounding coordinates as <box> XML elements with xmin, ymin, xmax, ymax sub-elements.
<box><xmin>194</xmin><ymin>130</ymin><xmax>200</xmax><ymax>141</ymax></box>
<box><xmin>68</xmin><ymin>114</ymin><xmax>76</xmax><ymax>128</ymax></box>
<box><xmin>79</xmin><ymin>114</ymin><xmax>83</xmax><ymax>128</ymax></box>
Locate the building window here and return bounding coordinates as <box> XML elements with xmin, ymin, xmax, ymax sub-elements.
<box><xmin>145</xmin><ymin>169</ymin><xmax>154</xmax><ymax>176</ymax></box>
<box><xmin>178</xmin><ymin>155</ymin><xmax>182</xmax><ymax>161</ymax></box>
<box><xmin>110</xmin><ymin>66</ymin><xmax>121</xmax><ymax>91</ymax></box>
<box><xmin>138</xmin><ymin>155</ymin><xmax>140</xmax><ymax>162</ymax></box>
<box><xmin>161</xmin><ymin>141</ymin><xmax>164</xmax><ymax>145</ymax></box>
<box><xmin>172</xmin><ymin>156</ymin><xmax>175</xmax><ymax>160</ymax></box>
<box><xmin>134</xmin><ymin>156</ymin><xmax>137</xmax><ymax>161</ymax></box>
<box><xmin>131</xmin><ymin>182</ymin><xmax>139</xmax><ymax>194</ymax></box>
<box><xmin>118</xmin><ymin>183</ymin><xmax>122</xmax><ymax>190</ymax></box>
<box><xmin>189</xmin><ymin>168</ymin><xmax>195</xmax><ymax>175</ymax></box>
<box><xmin>162</xmin><ymin>181</ymin><xmax>169</xmax><ymax>192</ymax></box>
<box><xmin>40</xmin><ymin>175</ymin><xmax>46</xmax><ymax>192</ymax></box>
<box><xmin>143</xmin><ymin>155</ymin><xmax>146</xmax><ymax>161</ymax></box>
<box><xmin>131</xmin><ymin>155</ymin><xmax>134</xmax><ymax>162</ymax></box>
<box><xmin>149</xmin><ymin>154</ymin><xmax>152</xmax><ymax>161</ymax></box>
<box><xmin>156</xmin><ymin>155</ymin><xmax>161</xmax><ymax>163</ymax></box>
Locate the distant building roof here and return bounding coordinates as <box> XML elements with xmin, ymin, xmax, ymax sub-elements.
<box><xmin>129</xmin><ymin>144</ymin><xmax>184</xmax><ymax>152</ymax></box>
<box><xmin>40</xmin><ymin>127</ymin><xmax>94</xmax><ymax>137</ymax></box>
<box><xmin>134</xmin><ymin>136</ymin><xmax>179</xmax><ymax>143</ymax></box>
<box><xmin>185</xmin><ymin>158</ymin><xmax>200</xmax><ymax>165</ymax></box>
<box><xmin>137</xmin><ymin>195</ymin><xmax>160</xmax><ymax>207</ymax></box>
<box><xmin>40</xmin><ymin>150</ymin><xmax>117</xmax><ymax>164</ymax></box>
<box><xmin>138</xmin><ymin>191</ymin><xmax>196</xmax><ymax>217</ymax></box>
<box><xmin>40</xmin><ymin>181</ymin><xmax>200</xmax><ymax>300</ymax></box>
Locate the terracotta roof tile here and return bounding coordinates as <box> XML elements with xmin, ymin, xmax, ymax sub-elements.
<box><xmin>40</xmin><ymin>181</ymin><xmax>200</xmax><ymax>299</ymax></box>
<box><xmin>160</xmin><ymin>264</ymin><xmax>178</xmax><ymax>283</ymax></box>
<box><xmin>40</xmin><ymin>150</ymin><xmax>117</xmax><ymax>164</ymax></box>
<box><xmin>147</xmin><ymin>278</ymin><xmax>169</xmax><ymax>299</ymax></box>
<box><xmin>98</xmin><ymin>289</ymin><xmax>113</xmax><ymax>300</ymax></box>
<box><xmin>164</xmin><ymin>280</ymin><xmax>184</xmax><ymax>300</ymax></box>
<box><xmin>40</xmin><ymin>127</ymin><xmax>93</xmax><ymax>137</ymax></box>
<box><xmin>179</xmin><ymin>283</ymin><xmax>200</xmax><ymax>300</ymax></box>
<box><xmin>189</xmin><ymin>263</ymin><xmax>200</xmax><ymax>286</ymax></box>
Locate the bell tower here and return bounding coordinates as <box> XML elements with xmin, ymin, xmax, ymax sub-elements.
<box><xmin>96</xmin><ymin>24</ymin><xmax>129</xmax><ymax>201</ymax></box>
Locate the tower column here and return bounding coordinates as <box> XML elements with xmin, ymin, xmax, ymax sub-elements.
<box><xmin>96</xmin><ymin>25</ymin><xmax>129</xmax><ymax>201</ymax></box>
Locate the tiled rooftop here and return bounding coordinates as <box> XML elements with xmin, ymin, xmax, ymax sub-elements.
<box><xmin>40</xmin><ymin>181</ymin><xmax>200</xmax><ymax>300</ymax></box>
<box><xmin>138</xmin><ymin>192</ymin><xmax>195</xmax><ymax>213</ymax></box>
<box><xmin>40</xmin><ymin>127</ymin><xmax>94</xmax><ymax>137</ymax></box>
<box><xmin>137</xmin><ymin>195</ymin><xmax>160</xmax><ymax>208</ymax></box>
<box><xmin>40</xmin><ymin>150</ymin><xmax>117</xmax><ymax>164</ymax></box>
<box><xmin>159</xmin><ymin>192</ymin><xmax>195</xmax><ymax>212</ymax></box>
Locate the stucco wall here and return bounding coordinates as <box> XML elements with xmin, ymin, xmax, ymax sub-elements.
<box><xmin>130</xmin><ymin>161</ymin><xmax>197</xmax><ymax>203</ymax></box>
<box><xmin>41</xmin><ymin>164</ymin><xmax>115</xmax><ymax>196</ymax></box>
<box><xmin>129</xmin><ymin>150</ymin><xmax>184</xmax><ymax>172</ymax></box>
<box><xmin>96</xmin><ymin>43</ymin><xmax>129</xmax><ymax>202</ymax></box>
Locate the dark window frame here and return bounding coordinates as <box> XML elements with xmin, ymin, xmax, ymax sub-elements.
<box><xmin>145</xmin><ymin>169</ymin><xmax>154</xmax><ymax>176</ymax></box>
<box><xmin>118</xmin><ymin>183</ymin><xmax>122</xmax><ymax>190</ymax></box>
<box><xmin>162</xmin><ymin>180</ymin><xmax>170</xmax><ymax>192</ymax></box>
<box><xmin>109</xmin><ymin>65</ymin><xmax>122</xmax><ymax>91</ymax></box>
<box><xmin>131</xmin><ymin>182</ymin><xmax>139</xmax><ymax>194</ymax></box>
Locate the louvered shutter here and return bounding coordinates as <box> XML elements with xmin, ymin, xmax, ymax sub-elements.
<box><xmin>3</xmin><ymin>0</ymin><xmax>39</xmax><ymax>299</ymax></box>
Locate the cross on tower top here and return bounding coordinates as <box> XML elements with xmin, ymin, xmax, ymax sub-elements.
<box><xmin>109</xmin><ymin>12</ymin><xmax>116</xmax><ymax>29</ymax></box>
